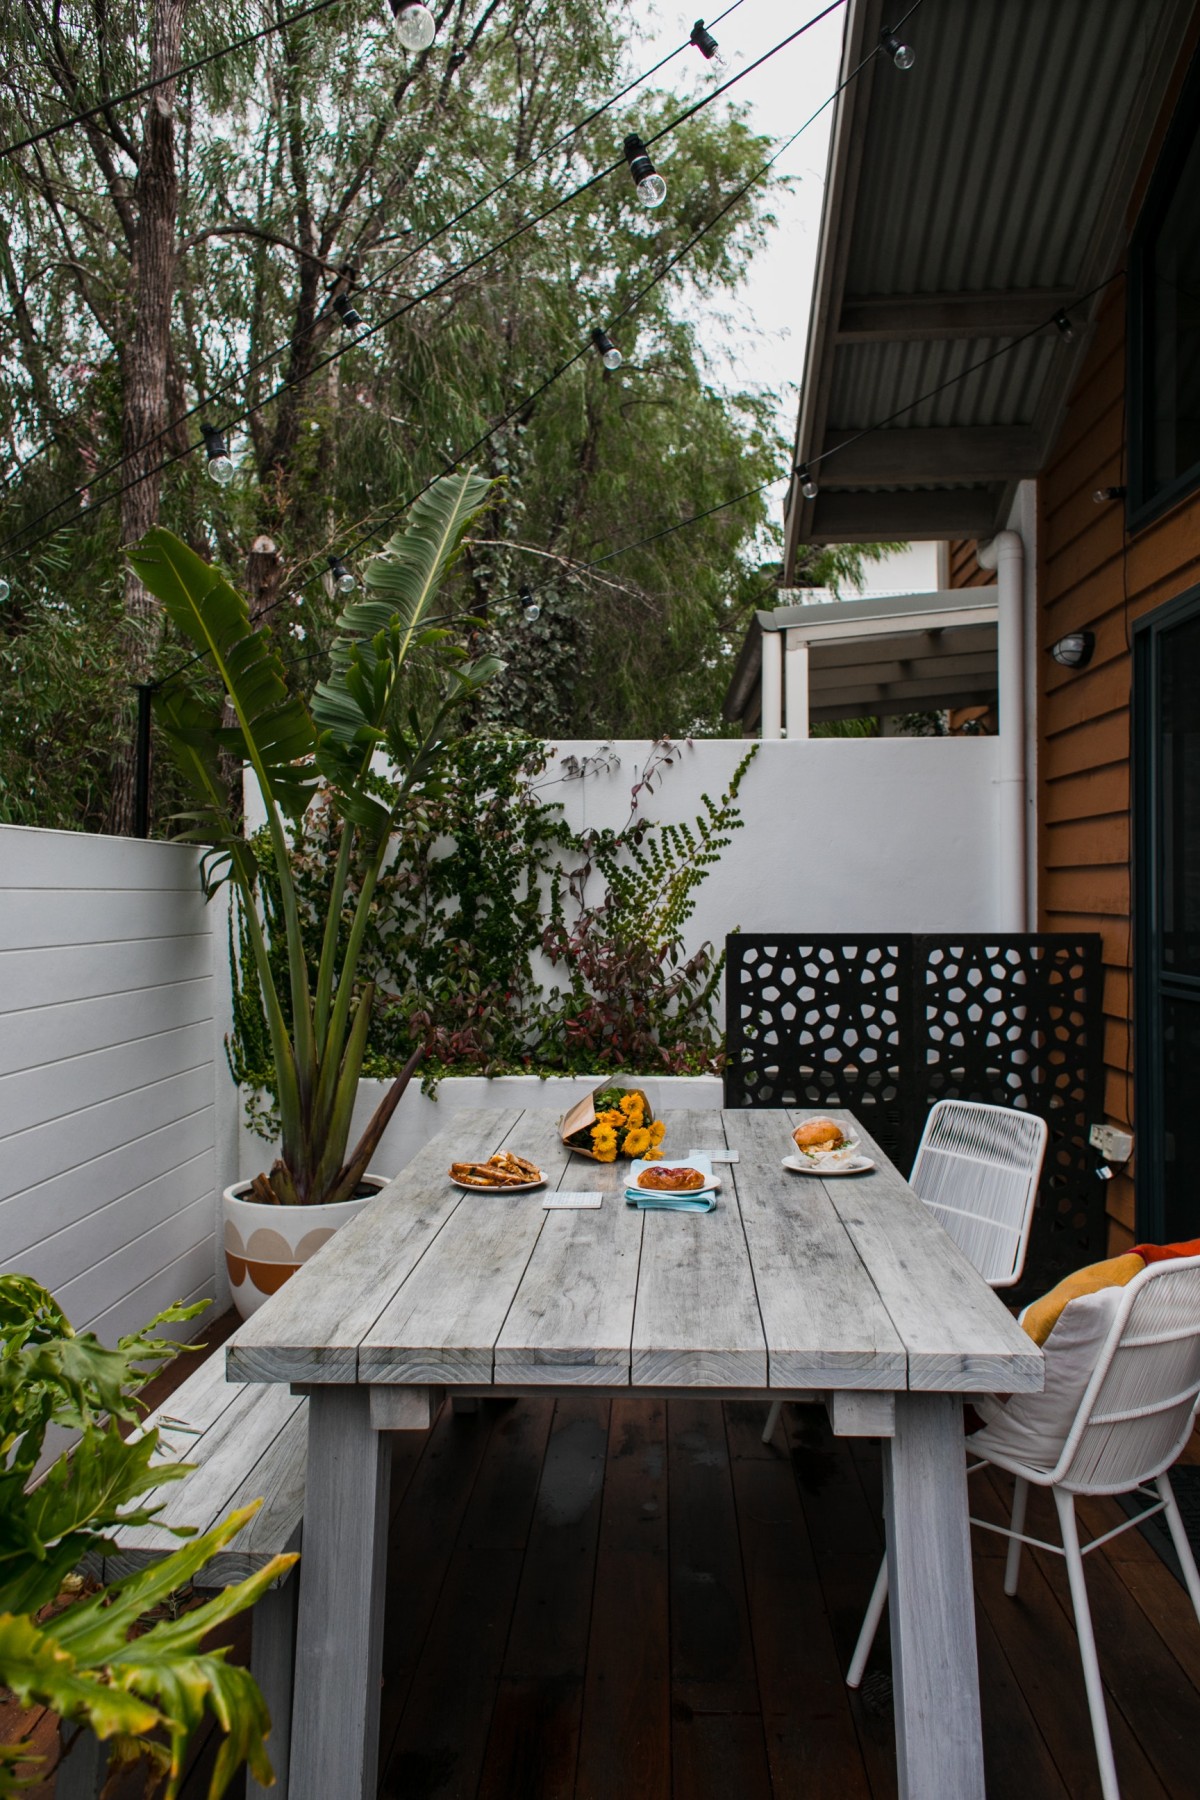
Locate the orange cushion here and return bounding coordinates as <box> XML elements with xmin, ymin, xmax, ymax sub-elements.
<box><xmin>1130</xmin><ymin>1237</ymin><xmax>1200</xmax><ymax>1264</ymax></box>
<box><xmin>1021</xmin><ymin>1253</ymin><xmax>1145</xmax><ymax>1346</ymax></box>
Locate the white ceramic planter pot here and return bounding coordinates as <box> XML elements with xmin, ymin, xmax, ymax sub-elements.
<box><xmin>222</xmin><ymin>1175</ymin><xmax>387</xmax><ymax>1320</ymax></box>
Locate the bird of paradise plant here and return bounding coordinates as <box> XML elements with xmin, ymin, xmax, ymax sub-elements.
<box><xmin>132</xmin><ymin>470</ymin><xmax>502</xmax><ymax>1205</ymax></box>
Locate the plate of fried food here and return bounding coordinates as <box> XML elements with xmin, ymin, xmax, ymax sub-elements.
<box><xmin>448</xmin><ymin>1151</ymin><xmax>546</xmax><ymax>1193</ymax></box>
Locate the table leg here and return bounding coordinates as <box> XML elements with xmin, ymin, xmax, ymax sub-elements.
<box><xmin>883</xmin><ymin>1393</ymin><xmax>984</xmax><ymax>1800</ymax></box>
<box><xmin>289</xmin><ymin>1386</ymin><xmax>391</xmax><ymax>1800</ymax></box>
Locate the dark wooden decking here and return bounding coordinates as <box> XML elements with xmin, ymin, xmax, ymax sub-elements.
<box><xmin>14</xmin><ymin>1316</ymin><xmax>1200</xmax><ymax>1799</ymax></box>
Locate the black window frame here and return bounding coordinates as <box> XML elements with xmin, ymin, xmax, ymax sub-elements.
<box><xmin>1132</xmin><ymin>579</ymin><xmax>1200</xmax><ymax>1242</ymax></box>
<box><xmin>1128</xmin><ymin>43</ymin><xmax>1200</xmax><ymax>533</ymax></box>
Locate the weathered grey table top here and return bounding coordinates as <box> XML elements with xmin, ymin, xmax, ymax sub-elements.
<box><xmin>228</xmin><ymin>1106</ymin><xmax>1042</xmax><ymax>1396</ymax></box>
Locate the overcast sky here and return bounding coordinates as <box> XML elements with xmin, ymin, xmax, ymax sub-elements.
<box><xmin>637</xmin><ymin>3</ymin><xmax>939</xmax><ymax>591</ymax></box>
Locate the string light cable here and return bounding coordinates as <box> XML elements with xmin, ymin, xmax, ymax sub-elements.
<box><xmin>1</xmin><ymin>0</ymin><xmax>847</xmax><ymax>565</ymax></box>
<box><xmin>0</xmin><ymin>0</ymin><xmax>753</xmax><ymax>545</ymax></box>
<box><xmin>146</xmin><ymin>0</ymin><xmax>915</xmax><ymax>688</ymax></box>
<box><xmin>0</xmin><ymin>0</ymin><xmax>347</xmax><ymax>161</ymax></box>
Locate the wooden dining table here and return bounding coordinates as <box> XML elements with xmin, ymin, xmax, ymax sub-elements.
<box><xmin>227</xmin><ymin>1104</ymin><xmax>1042</xmax><ymax>1800</ymax></box>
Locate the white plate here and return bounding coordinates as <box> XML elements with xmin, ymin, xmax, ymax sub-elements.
<box><xmin>781</xmin><ymin>1153</ymin><xmax>875</xmax><ymax>1177</ymax></box>
<box><xmin>625</xmin><ymin>1175</ymin><xmax>722</xmax><ymax>1199</ymax></box>
<box><xmin>627</xmin><ymin>1154</ymin><xmax>719</xmax><ymax>1197</ymax></box>
<box><xmin>449</xmin><ymin>1173</ymin><xmax>546</xmax><ymax>1194</ymax></box>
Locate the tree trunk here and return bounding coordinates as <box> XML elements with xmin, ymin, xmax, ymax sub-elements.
<box><xmin>106</xmin><ymin>0</ymin><xmax>188</xmax><ymax>836</ymax></box>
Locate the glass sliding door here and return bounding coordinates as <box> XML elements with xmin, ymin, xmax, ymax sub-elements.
<box><xmin>1135</xmin><ymin>584</ymin><xmax>1200</xmax><ymax>1240</ymax></box>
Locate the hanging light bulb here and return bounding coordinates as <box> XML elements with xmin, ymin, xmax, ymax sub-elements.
<box><xmin>624</xmin><ymin>133</ymin><xmax>667</xmax><ymax>208</ymax></box>
<box><xmin>387</xmin><ymin>0</ymin><xmax>436</xmax><ymax>50</ymax></box>
<box><xmin>1053</xmin><ymin>309</ymin><xmax>1076</xmax><ymax>343</ymax></box>
<box><xmin>591</xmin><ymin>327</ymin><xmax>623</xmax><ymax>370</ymax></box>
<box><xmin>333</xmin><ymin>293</ymin><xmax>367</xmax><ymax>331</ymax></box>
<box><xmin>796</xmin><ymin>463</ymin><xmax>819</xmax><ymax>501</ymax></box>
<box><xmin>519</xmin><ymin>585</ymin><xmax>541</xmax><ymax>623</ymax></box>
<box><xmin>328</xmin><ymin>555</ymin><xmax>357</xmax><ymax>597</ymax></box>
<box><xmin>0</xmin><ymin>578</ymin><xmax>9</xmax><ymax>604</ymax></box>
<box><xmin>200</xmin><ymin>423</ymin><xmax>235</xmax><ymax>487</ymax></box>
<box><xmin>879</xmin><ymin>26</ymin><xmax>915</xmax><ymax>70</ymax></box>
<box><xmin>689</xmin><ymin>19</ymin><xmax>727</xmax><ymax>73</ymax></box>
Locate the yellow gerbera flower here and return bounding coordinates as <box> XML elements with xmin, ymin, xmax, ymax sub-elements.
<box><xmin>593</xmin><ymin>1145</ymin><xmax>617</xmax><ymax>1163</ymax></box>
<box><xmin>623</xmin><ymin>1127</ymin><xmax>651</xmax><ymax>1156</ymax></box>
<box><xmin>642</xmin><ymin>1148</ymin><xmax>663</xmax><ymax>1160</ymax></box>
<box><xmin>648</xmin><ymin>1119</ymin><xmax>666</xmax><ymax>1145</ymax></box>
<box><xmin>596</xmin><ymin>1109</ymin><xmax>624</xmax><ymax>1127</ymax></box>
<box><xmin>591</xmin><ymin>1125</ymin><xmax>618</xmax><ymax>1148</ymax></box>
<box><xmin>618</xmin><ymin>1093</ymin><xmax>644</xmax><ymax>1120</ymax></box>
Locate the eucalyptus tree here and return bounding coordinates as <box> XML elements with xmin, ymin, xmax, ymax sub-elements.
<box><xmin>0</xmin><ymin>0</ymin><xmax>785</xmax><ymax>830</ymax></box>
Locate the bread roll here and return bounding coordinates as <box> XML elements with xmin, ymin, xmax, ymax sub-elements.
<box><xmin>793</xmin><ymin>1117</ymin><xmax>846</xmax><ymax>1152</ymax></box>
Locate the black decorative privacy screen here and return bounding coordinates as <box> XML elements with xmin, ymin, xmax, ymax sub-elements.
<box><xmin>725</xmin><ymin>934</ymin><xmax>1103</xmax><ymax>1305</ymax></box>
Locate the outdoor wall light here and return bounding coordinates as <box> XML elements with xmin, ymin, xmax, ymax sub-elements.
<box><xmin>328</xmin><ymin>556</ymin><xmax>357</xmax><ymax>596</ymax></box>
<box><xmin>1093</xmin><ymin>484</ymin><xmax>1127</xmax><ymax>504</ymax></box>
<box><xmin>879</xmin><ymin>26</ymin><xmax>915</xmax><ymax>70</ymax></box>
<box><xmin>200</xmin><ymin>424</ymin><xmax>235</xmax><ymax>487</ymax></box>
<box><xmin>1050</xmin><ymin>630</ymin><xmax>1095</xmax><ymax>669</ymax></box>
<box><xmin>624</xmin><ymin>133</ymin><xmax>667</xmax><ymax>208</ymax></box>
<box><xmin>333</xmin><ymin>293</ymin><xmax>366</xmax><ymax>331</ymax></box>
<box><xmin>690</xmin><ymin>19</ymin><xmax>727</xmax><ymax>72</ymax></box>
<box><xmin>519</xmin><ymin>585</ymin><xmax>541</xmax><ymax>622</ymax></box>
<box><xmin>591</xmin><ymin>327</ymin><xmax>622</xmax><ymax>369</ymax></box>
<box><xmin>388</xmin><ymin>0</ymin><xmax>435</xmax><ymax>51</ymax></box>
<box><xmin>796</xmin><ymin>463</ymin><xmax>819</xmax><ymax>500</ymax></box>
<box><xmin>1053</xmin><ymin>309</ymin><xmax>1076</xmax><ymax>343</ymax></box>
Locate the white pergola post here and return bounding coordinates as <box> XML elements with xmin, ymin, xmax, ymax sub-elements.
<box><xmin>785</xmin><ymin>633</ymin><xmax>810</xmax><ymax>739</ymax></box>
<box><xmin>760</xmin><ymin>627</ymin><xmax>783</xmax><ymax>739</ymax></box>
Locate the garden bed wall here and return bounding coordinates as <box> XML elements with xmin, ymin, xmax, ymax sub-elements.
<box><xmin>0</xmin><ymin>826</ymin><xmax>229</xmax><ymax>1344</ymax></box>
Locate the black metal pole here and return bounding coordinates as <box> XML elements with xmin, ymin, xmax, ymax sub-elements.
<box><xmin>133</xmin><ymin>683</ymin><xmax>153</xmax><ymax>838</ymax></box>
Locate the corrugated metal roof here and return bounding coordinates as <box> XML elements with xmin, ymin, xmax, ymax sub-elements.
<box><xmin>847</xmin><ymin>0</ymin><xmax>1166</xmax><ymax>297</ymax></box>
<box><xmin>783</xmin><ymin>0</ymin><xmax>1197</xmax><ymax>561</ymax></box>
<box><xmin>826</xmin><ymin>335</ymin><xmax>1056</xmax><ymax>431</ymax></box>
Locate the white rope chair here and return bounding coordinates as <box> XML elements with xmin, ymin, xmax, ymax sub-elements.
<box><xmin>848</xmin><ymin>1254</ymin><xmax>1200</xmax><ymax>1800</ymax></box>
<box><xmin>763</xmin><ymin>1099</ymin><xmax>1047</xmax><ymax>1444</ymax></box>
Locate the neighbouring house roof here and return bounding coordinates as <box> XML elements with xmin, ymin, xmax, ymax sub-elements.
<box><xmin>723</xmin><ymin>586</ymin><xmax>998</xmax><ymax>729</ymax></box>
<box><xmin>784</xmin><ymin>0</ymin><xmax>1196</xmax><ymax>569</ymax></box>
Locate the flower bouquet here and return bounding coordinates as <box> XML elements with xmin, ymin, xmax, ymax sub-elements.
<box><xmin>560</xmin><ymin>1085</ymin><xmax>667</xmax><ymax>1163</ymax></box>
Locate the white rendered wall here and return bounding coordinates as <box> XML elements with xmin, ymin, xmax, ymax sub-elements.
<box><xmin>0</xmin><ymin>827</ymin><xmax>223</xmax><ymax>1345</ymax></box>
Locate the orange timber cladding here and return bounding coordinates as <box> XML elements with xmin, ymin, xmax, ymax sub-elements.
<box><xmin>950</xmin><ymin>281</ymin><xmax>1200</xmax><ymax>1253</ymax></box>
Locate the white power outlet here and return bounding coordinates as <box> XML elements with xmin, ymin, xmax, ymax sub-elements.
<box><xmin>1089</xmin><ymin>1123</ymin><xmax>1133</xmax><ymax>1163</ymax></box>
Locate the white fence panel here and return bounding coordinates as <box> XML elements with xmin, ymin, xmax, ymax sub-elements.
<box><xmin>0</xmin><ymin>826</ymin><xmax>221</xmax><ymax>1345</ymax></box>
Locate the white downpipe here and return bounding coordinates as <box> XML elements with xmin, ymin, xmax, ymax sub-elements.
<box><xmin>760</xmin><ymin>627</ymin><xmax>783</xmax><ymax>739</ymax></box>
<box><xmin>977</xmin><ymin>529</ymin><xmax>1026</xmax><ymax>930</ymax></box>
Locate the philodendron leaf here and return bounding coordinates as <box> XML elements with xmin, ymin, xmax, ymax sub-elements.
<box><xmin>0</xmin><ymin>1612</ymin><xmax>160</xmax><ymax>1740</ymax></box>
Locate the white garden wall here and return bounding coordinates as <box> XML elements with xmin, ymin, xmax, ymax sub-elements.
<box><xmin>0</xmin><ymin>827</ymin><xmax>224</xmax><ymax>1345</ymax></box>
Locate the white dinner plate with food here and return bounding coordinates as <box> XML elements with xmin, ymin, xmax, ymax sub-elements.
<box><xmin>626</xmin><ymin>1155</ymin><xmax>720</xmax><ymax>1197</ymax></box>
<box><xmin>448</xmin><ymin>1152</ymin><xmax>546</xmax><ymax>1193</ymax></box>
<box><xmin>781</xmin><ymin>1153</ymin><xmax>875</xmax><ymax>1177</ymax></box>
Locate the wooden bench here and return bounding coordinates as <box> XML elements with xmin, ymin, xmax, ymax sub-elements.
<box><xmin>57</xmin><ymin>1343</ymin><xmax>307</xmax><ymax>1800</ymax></box>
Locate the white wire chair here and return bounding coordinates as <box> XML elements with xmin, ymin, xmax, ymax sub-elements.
<box><xmin>847</xmin><ymin>1254</ymin><xmax>1200</xmax><ymax>1800</ymax></box>
<box><xmin>762</xmin><ymin>1099</ymin><xmax>1047</xmax><ymax>1444</ymax></box>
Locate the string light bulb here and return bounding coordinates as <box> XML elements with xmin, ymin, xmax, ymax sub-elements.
<box><xmin>879</xmin><ymin>25</ymin><xmax>915</xmax><ymax>69</ymax></box>
<box><xmin>200</xmin><ymin>424</ymin><xmax>235</xmax><ymax>487</ymax></box>
<box><xmin>388</xmin><ymin>0</ymin><xmax>435</xmax><ymax>50</ymax></box>
<box><xmin>624</xmin><ymin>133</ymin><xmax>667</xmax><ymax>208</ymax></box>
<box><xmin>690</xmin><ymin>19</ymin><xmax>727</xmax><ymax>72</ymax></box>
<box><xmin>0</xmin><ymin>578</ymin><xmax>9</xmax><ymax>604</ymax></box>
<box><xmin>1053</xmin><ymin>309</ymin><xmax>1076</xmax><ymax>343</ymax></box>
<box><xmin>796</xmin><ymin>463</ymin><xmax>819</xmax><ymax>501</ymax></box>
<box><xmin>591</xmin><ymin>327</ymin><xmax>622</xmax><ymax>370</ymax></box>
<box><xmin>333</xmin><ymin>293</ymin><xmax>366</xmax><ymax>331</ymax></box>
<box><xmin>328</xmin><ymin>555</ymin><xmax>357</xmax><ymax>596</ymax></box>
<box><xmin>519</xmin><ymin>585</ymin><xmax>541</xmax><ymax>623</ymax></box>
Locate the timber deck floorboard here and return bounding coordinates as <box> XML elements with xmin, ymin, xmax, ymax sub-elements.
<box><xmin>18</xmin><ymin>1321</ymin><xmax>1200</xmax><ymax>1800</ymax></box>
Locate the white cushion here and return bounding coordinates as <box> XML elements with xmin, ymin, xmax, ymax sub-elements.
<box><xmin>971</xmin><ymin>1285</ymin><xmax>1125</xmax><ymax>1468</ymax></box>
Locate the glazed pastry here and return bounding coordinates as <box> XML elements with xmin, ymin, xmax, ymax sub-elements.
<box><xmin>637</xmin><ymin>1165</ymin><xmax>707</xmax><ymax>1192</ymax></box>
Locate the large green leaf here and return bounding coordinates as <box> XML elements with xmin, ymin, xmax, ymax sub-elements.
<box><xmin>128</xmin><ymin>529</ymin><xmax>317</xmax><ymax>822</ymax></box>
<box><xmin>312</xmin><ymin>469</ymin><xmax>494</xmax><ymax>747</ymax></box>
